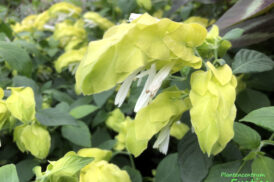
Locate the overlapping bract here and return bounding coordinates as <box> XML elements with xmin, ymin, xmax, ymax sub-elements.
<box><xmin>83</xmin><ymin>12</ymin><xmax>114</xmax><ymax>30</ymax></box>
<box><xmin>106</xmin><ymin>108</ymin><xmax>125</xmax><ymax>132</ymax></box>
<box><xmin>14</xmin><ymin>123</ymin><xmax>51</xmax><ymax>159</ymax></box>
<box><xmin>126</xmin><ymin>88</ymin><xmax>190</xmax><ymax>157</ymax></box>
<box><xmin>80</xmin><ymin>160</ymin><xmax>131</xmax><ymax>182</ymax></box>
<box><xmin>78</xmin><ymin>148</ymin><xmax>112</xmax><ymax>162</ymax></box>
<box><xmin>6</xmin><ymin>87</ymin><xmax>36</xmax><ymax>124</ymax></box>
<box><xmin>0</xmin><ymin>87</ymin><xmax>52</xmax><ymax>158</ymax></box>
<box><xmin>76</xmin><ymin>13</ymin><xmax>207</xmax><ymax>95</ymax></box>
<box><xmin>0</xmin><ymin>88</ymin><xmax>9</xmax><ymax>130</ymax></box>
<box><xmin>55</xmin><ymin>46</ymin><xmax>87</xmax><ymax>73</ymax></box>
<box><xmin>170</xmin><ymin>121</ymin><xmax>189</xmax><ymax>140</ymax></box>
<box><xmin>12</xmin><ymin>2</ymin><xmax>82</xmax><ymax>33</ymax></box>
<box><xmin>53</xmin><ymin>20</ymin><xmax>87</xmax><ymax>50</ymax></box>
<box><xmin>48</xmin><ymin>2</ymin><xmax>82</xmax><ymax>19</ymax></box>
<box><xmin>189</xmin><ymin>62</ymin><xmax>237</xmax><ymax>156</ymax></box>
<box><xmin>76</xmin><ymin>148</ymin><xmax>131</xmax><ymax>182</ymax></box>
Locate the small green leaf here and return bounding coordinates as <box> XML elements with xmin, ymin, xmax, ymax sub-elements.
<box><xmin>61</xmin><ymin>121</ymin><xmax>92</xmax><ymax>147</ymax></box>
<box><xmin>98</xmin><ymin>140</ymin><xmax>116</xmax><ymax>150</ymax></box>
<box><xmin>123</xmin><ymin>166</ymin><xmax>142</xmax><ymax>182</ymax></box>
<box><xmin>178</xmin><ymin>132</ymin><xmax>212</xmax><ymax>182</ymax></box>
<box><xmin>16</xmin><ymin>159</ymin><xmax>39</xmax><ymax>182</ymax></box>
<box><xmin>233</xmin><ymin>122</ymin><xmax>261</xmax><ymax>150</ymax></box>
<box><xmin>93</xmin><ymin>88</ymin><xmax>115</xmax><ymax>107</ymax></box>
<box><xmin>240</xmin><ymin>106</ymin><xmax>274</xmax><ymax>132</ymax></box>
<box><xmin>223</xmin><ymin>28</ymin><xmax>244</xmax><ymax>40</ymax></box>
<box><xmin>91</xmin><ymin>127</ymin><xmax>111</xmax><ymax>147</ymax></box>
<box><xmin>236</xmin><ymin>89</ymin><xmax>270</xmax><ymax>113</ymax></box>
<box><xmin>252</xmin><ymin>155</ymin><xmax>274</xmax><ymax>182</ymax></box>
<box><xmin>232</xmin><ymin>49</ymin><xmax>274</xmax><ymax>74</ymax></box>
<box><xmin>69</xmin><ymin>104</ymin><xmax>98</xmax><ymax>119</ymax></box>
<box><xmin>0</xmin><ymin>164</ymin><xmax>19</xmax><ymax>182</ymax></box>
<box><xmin>155</xmin><ymin>153</ymin><xmax>181</xmax><ymax>182</ymax></box>
<box><xmin>205</xmin><ymin>160</ymin><xmax>252</xmax><ymax>182</ymax></box>
<box><xmin>36</xmin><ymin>108</ymin><xmax>78</xmax><ymax>126</ymax></box>
<box><xmin>0</xmin><ymin>41</ymin><xmax>32</xmax><ymax>76</ymax></box>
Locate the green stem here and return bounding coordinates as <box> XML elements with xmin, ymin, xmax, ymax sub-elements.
<box><xmin>128</xmin><ymin>153</ymin><xmax>136</xmax><ymax>169</ymax></box>
<box><xmin>194</xmin><ymin>48</ymin><xmax>208</xmax><ymax>70</ymax></box>
<box><xmin>236</xmin><ymin>160</ymin><xmax>247</xmax><ymax>174</ymax></box>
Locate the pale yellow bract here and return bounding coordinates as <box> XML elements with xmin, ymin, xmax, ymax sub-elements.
<box><xmin>14</xmin><ymin>123</ymin><xmax>51</xmax><ymax>159</ymax></box>
<box><xmin>76</xmin><ymin>13</ymin><xmax>207</xmax><ymax>95</ymax></box>
<box><xmin>190</xmin><ymin>62</ymin><xmax>237</xmax><ymax>156</ymax></box>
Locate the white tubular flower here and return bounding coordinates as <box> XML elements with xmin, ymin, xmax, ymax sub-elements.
<box><xmin>114</xmin><ymin>63</ymin><xmax>174</xmax><ymax>112</ymax></box>
<box><xmin>153</xmin><ymin>125</ymin><xmax>171</xmax><ymax>154</ymax></box>
<box><xmin>134</xmin><ymin>64</ymin><xmax>156</xmax><ymax>112</ymax></box>
<box><xmin>114</xmin><ymin>69</ymin><xmax>141</xmax><ymax>107</ymax></box>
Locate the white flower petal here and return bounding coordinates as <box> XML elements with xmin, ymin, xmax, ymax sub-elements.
<box><xmin>153</xmin><ymin>125</ymin><xmax>171</xmax><ymax>155</ymax></box>
<box><xmin>114</xmin><ymin>69</ymin><xmax>140</xmax><ymax>107</ymax></box>
<box><xmin>134</xmin><ymin>64</ymin><xmax>156</xmax><ymax>112</ymax></box>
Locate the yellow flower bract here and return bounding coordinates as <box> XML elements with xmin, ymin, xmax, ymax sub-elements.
<box><xmin>190</xmin><ymin>62</ymin><xmax>237</xmax><ymax>156</ymax></box>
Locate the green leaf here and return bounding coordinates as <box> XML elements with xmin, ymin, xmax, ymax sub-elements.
<box><xmin>0</xmin><ymin>21</ymin><xmax>12</xmax><ymax>39</ymax></box>
<box><xmin>252</xmin><ymin>155</ymin><xmax>274</xmax><ymax>182</ymax></box>
<box><xmin>232</xmin><ymin>49</ymin><xmax>274</xmax><ymax>74</ymax></box>
<box><xmin>55</xmin><ymin>102</ymin><xmax>70</xmax><ymax>112</ymax></box>
<box><xmin>93</xmin><ymin>88</ymin><xmax>114</xmax><ymax>107</ymax></box>
<box><xmin>223</xmin><ymin>28</ymin><xmax>244</xmax><ymax>40</ymax></box>
<box><xmin>98</xmin><ymin>139</ymin><xmax>116</xmax><ymax>150</ymax></box>
<box><xmin>51</xmin><ymin>89</ymin><xmax>74</xmax><ymax>104</ymax></box>
<box><xmin>13</xmin><ymin>40</ymin><xmax>40</xmax><ymax>56</ymax></box>
<box><xmin>16</xmin><ymin>159</ymin><xmax>39</xmax><ymax>182</ymax></box>
<box><xmin>91</xmin><ymin>127</ymin><xmax>111</xmax><ymax>147</ymax></box>
<box><xmin>69</xmin><ymin>104</ymin><xmax>98</xmax><ymax>119</ymax></box>
<box><xmin>0</xmin><ymin>164</ymin><xmax>19</xmax><ymax>182</ymax></box>
<box><xmin>123</xmin><ymin>166</ymin><xmax>142</xmax><ymax>182</ymax></box>
<box><xmin>0</xmin><ymin>41</ymin><xmax>32</xmax><ymax>76</ymax></box>
<box><xmin>36</xmin><ymin>108</ymin><xmax>78</xmax><ymax>126</ymax></box>
<box><xmin>0</xmin><ymin>5</ymin><xmax>8</xmax><ymax>19</ymax></box>
<box><xmin>61</xmin><ymin>121</ymin><xmax>92</xmax><ymax>147</ymax></box>
<box><xmin>12</xmin><ymin>76</ymin><xmax>39</xmax><ymax>93</ymax></box>
<box><xmin>236</xmin><ymin>89</ymin><xmax>271</xmax><ymax>113</ymax></box>
<box><xmin>233</xmin><ymin>122</ymin><xmax>261</xmax><ymax>150</ymax></box>
<box><xmin>70</xmin><ymin>96</ymin><xmax>93</xmax><ymax>109</ymax></box>
<box><xmin>178</xmin><ymin>132</ymin><xmax>212</xmax><ymax>182</ymax></box>
<box><xmin>240</xmin><ymin>106</ymin><xmax>274</xmax><ymax>132</ymax></box>
<box><xmin>91</xmin><ymin>110</ymin><xmax>108</xmax><ymax>128</ymax></box>
<box><xmin>34</xmin><ymin>151</ymin><xmax>93</xmax><ymax>182</ymax></box>
<box><xmin>205</xmin><ymin>160</ymin><xmax>252</xmax><ymax>182</ymax></box>
<box><xmin>155</xmin><ymin>153</ymin><xmax>181</xmax><ymax>182</ymax></box>
<box><xmin>248</xmin><ymin>69</ymin><xmax>274</xmax><ymax>92</ymax></box>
